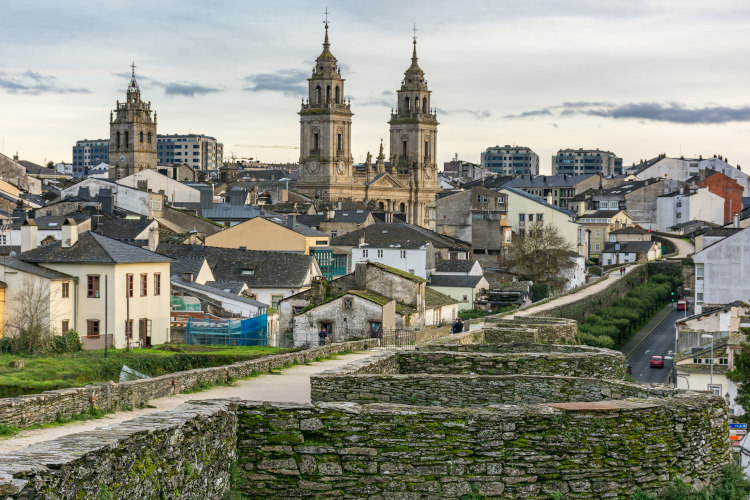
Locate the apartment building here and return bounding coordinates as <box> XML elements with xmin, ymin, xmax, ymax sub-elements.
<box><xmin>552</xmin><ymin>149</ymin><xmax>622</xmax><ymax>176</ymax></box>
<box><xmin>72</xmin><ymin>139</ymin><xmax>110</xmax><ymax>176</ymax></box>
<box><xmin>480</xmin><ymin>145</ymin><xmax>539</xmax><ymax>176</ymax></box>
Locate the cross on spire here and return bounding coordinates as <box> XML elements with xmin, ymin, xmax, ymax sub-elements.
<box><xmin>413</xmin><ymin>24</ymin><xmax>417</xmax><ymax>44</ymax></box>
<box><xmin>324</xmin><ymin>7</ymin><xmax>329</xmax><ymax>28</ymax></box>
<box><xmin>131</xmin><ymin>61</ymin><xmax>136</xmax><ymax>77</ymax></box>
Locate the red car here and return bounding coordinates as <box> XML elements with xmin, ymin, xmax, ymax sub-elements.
<box><xmin>650</xmin><ymin>356</ymin><xmax>664</xmax><ymax>368</ymax></box>
<box><xmin>677</xmin><ymin>300</ymin><xmax>687</xmax><ymax>311</ymax></box>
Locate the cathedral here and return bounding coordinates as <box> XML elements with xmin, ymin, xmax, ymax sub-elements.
<box><xmin>108</xmin><ymin>64</ymin><xmax>158</xmax><ymax>179</ymax></box>
<box><xmin>295</xmin><ymin>23</ymin><xmax>440</xmax><ymax>228</ymax></box>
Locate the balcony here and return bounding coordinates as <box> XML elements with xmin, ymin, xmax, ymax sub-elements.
<box><xmin>301</xmin><ymin>101</ymin><xmax>351</xmax><ymax>113</ymax></box>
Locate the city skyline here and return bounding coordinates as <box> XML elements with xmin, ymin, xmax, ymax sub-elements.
<box><xmin>2</xmin><ymin>0</ymin><xmax>750</xmax><ymax>172</ymax></box>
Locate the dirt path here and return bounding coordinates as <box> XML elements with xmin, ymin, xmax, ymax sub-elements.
<box><xmin>0</xmin><ymin>351</ymin><xmax>374</xmax><ymax>454</ymax></box>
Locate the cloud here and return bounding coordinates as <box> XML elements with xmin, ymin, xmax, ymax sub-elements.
<box><xmin>550</xmin><ymin>123</ymin><xmax>559</xmax><ymax>128</ymax></box>
<box><xmin>381</xmin><ymin>90</ymin><xmax>394</xmax><ymax>96</ymax></box>
<box><xmin>151</xmin><ymin>81</ymin><xmax>222</xmax><ymax>97</ymax></box>
<box><xmin>506</xmin><ymin>101</ymin><xmax>750</xmax><ymax>124</ymax></box>
<box><xmin>243</xmin><ymin>69</ymin><xmax>308</xmax><ymax>97</ymax></box>
<box><xmin>435</xmin><ymin>108</ymin><xmax>491</xmax><ymax>119</ymax></box>
<box><xmin>0</xmin><ymin>70</ymin><xmax>89</xmax><ymax>95</ymax></box>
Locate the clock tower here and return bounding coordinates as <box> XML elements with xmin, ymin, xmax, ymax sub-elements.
<box><xmin>108</xmin><ymin>63</ymin><xmax>158</xmax><ymax>179</ymax></box>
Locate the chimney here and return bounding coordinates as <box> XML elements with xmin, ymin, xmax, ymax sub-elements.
<box><xmin>577</xmin><ymin>202</ymin><xmax>585</xmax><ymax>217</ymax></box>
<box><xmin>198</xmin><ymin>186</ymin><xmax>213</xmax><ymax>210</ymax></box>
<box><xmin>12</xmin><ymin>153</ymin><xmax>18</xmax><ymax>161</ymax></box>
<box><xmin>734</xmin><ymin>212</ymin><xmax>740</xmax><ymax>229</ymax></box>
<box><xmin>99</xmin><ymin>188</ymin><xmax>113</xmax><ymax>215</ymax></box>
<box><xmin>337</xmin><ymin>201</ymin><xmax>342</xmax><ymax>210</ymax></box>
<box><xmin>699</xmin><ymin>168</ymin><xmax>706</xmax><ymax>183</ymax></box>
<box><xmin>359</xmin><ymin>236</ymin><xmax>365</xmax><ymax>247</ymax></box>
<box><xmin>287</xmin><ymin>214</ymin><xmax>296</xmax><ymax>231</ymax></box>
<box><xmin>148</xmin><ymin>227</ymin><xmax>158</xmax><ymax>252</ymax></box>
<box><xmin>323</xmin><ymin>209</ymin><xmax>330</xmax><ymax>221</ymax></box>
<box><xmin>21</xmin><ymin>219</ymin><xmax>38</xmax><ymax>253</ymax></box>
<box><xmin>62</xmin><ymin>218</ymin><xmax>78</xmax><ymax>248</ymax></box>
<box><xmin>182</xmin><ymin>272</ymin><xmax>194</xmax><ymax>282</ymax></box>
<box><xmin>354</xmin><ymin>263</ymin><xmax>367</xmax><ymax>290</ymax></box>
<box><xmin>330</xmin><ymin>209</ymin><xmax>335</xmax><ymax>219</ymax></box>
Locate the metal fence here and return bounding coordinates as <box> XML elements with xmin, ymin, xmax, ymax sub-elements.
<box><xmin>185</xmin><ymin>315</ymin><xmax>268</xmax><ymax>346</ymax></box>
<box><xmin>370</xmin><ymin>329</ymin><xmax>416</xmax><ymax>351</ymax></box>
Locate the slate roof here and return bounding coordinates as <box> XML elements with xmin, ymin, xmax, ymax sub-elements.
<box><xmin>428</xmin><ymin>275</ymin><xmax>484</xmax><ymax>288</ymax></box>
<box><xmin>425</xmin><ymin>287</ymin><xmax>459</xmax><ymax>308</ymax></box>
<box><xmin>368</xmin><ymin>261</ymin><xmax>427</xmax><ymax>283</ymax></box>
<box><xmin>601</xmin><ymin>241</ymin><xmax>658</xmax><ymax>254</ymax></box>
<box><xmin>297</xmin><ymin>210</ymin><xmax>371</xmax><ymax>228</ymax></box>
<box><xmin>204</xmin><ymin>281</ymin><xmax>247</xmax><ymax>295</ymax></box>
<box><xmin>597</xmin><ymin>181</ymin><xmax>651</xmax><ymax>196</ymax></box>
<box><xmin>658</xmin><ymin>189</ymin><xmax>697</xmax><ymax>198</ymax></box>
<box><xmin>96</xmin><ymin>218</ymin><xmax>153</xmax><ymax>240</ymax></box>
<box><xmin>578</xmin><ymin>210</ymin><xmax>628</xmax><ymax>219</ymax></box>
<box><xmin>330</xmin><ymin>223</ymin><xmax>470</xmax><ymax>250</ymax></box>
<box><xmin>685</xmin><ymin>170</ymin><xmax>720</xmax><ymax>183</ymax></box>
<box><xmin>170</xmin><ymin>277</ymin><xmax>268</xmax><ymax>308</ymax></box>
<box><xmin>0</xmin><ymin>257</ymin><xmax>76</xmax><ymax>280</ymax></box>
<box><xmin>201</xmin><ymin>204</ymin><xmax>269</xmax><ymax>221</ymax></box>
<box><xmin>21</xmin><ymin>194</ymin><xmax>47</xmax><ymax>206</ymax></box>
<box><xmin>18</xmin><ymin>161</ymin><xmax>54</xmax><ymax>175</ymax></box>
<box><xmin>10</xmin><ymin>214</ymin><xmax>89</xmax><ymax>230</ymax></box>
<box><xmin>261</xmin><ymin>215</ymin><xmax>328</xmax><ymax>237</ymax></box>
<box><xmin>155</xmin><ymin>244</ymin><xmax>315</xmax><ymax>288</ymax></box>
<box><xmin>702</xmin><ymin>228</ymin><xmax>742</xmax><ymax>238</ymax></box>
<box><xmin>610</xmin><ymin>226</ymin><xmax>649</xmax><ymax>234</ymax></box>
<box><xmin>502</xmin><ymin>174</ymin><xmax>598</xmax><ymax>189</ymax></box>
<box><xmin>677</xmin><ymin>301</ymin><xmax>750</xmax><ymax>324</ymax></box>
<box><xmin>434</xmin><ymin>259</ymin><xmax>479</xmax><ymax>273</ymax></box>
<box><xmin>499</xmin><ymin>187</ymin><xmax>577</xmax><ymax>217</ymax></box>
<box><xmin>460</xmin><ymin>175</ymin><xmax>514</xmax><ymax>189</ymax></box>
<box><xmin>170</xmin><ymin>257</ymin><xmax>209</xmax><ymax>277</ymax></box>
<box><xmin>18</xmin><ymin>231</ymin><xmax>172</xmax><ymax>264</ymax></box>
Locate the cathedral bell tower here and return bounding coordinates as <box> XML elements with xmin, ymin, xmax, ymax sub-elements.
<box><xmin>296</xmin><ymin>19</ymin><xmax>354</xmax><ymax>200</ymax></box>
<box><xmin>388</xmin><ymin>31</ymin><xmax>439</xmax><ymax>225</ymax></box>
<box><xmin>108</xmin><ymin>63</ymin><xmax>157</xmax><ymax>179</ymax></box>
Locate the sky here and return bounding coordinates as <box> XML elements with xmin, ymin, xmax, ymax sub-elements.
<box><xmin>1</xmin><ymin>0</ymin><xmax>750</xmax><ymax>174</ymax></box>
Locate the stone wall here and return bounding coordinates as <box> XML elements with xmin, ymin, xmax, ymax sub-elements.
<box><xmin>312</xmin><ymin>373</ymin><xmax>679</xmax><ymax>406</ymax></box>
<box><xmin>0</xmin><ymin>339</ymin><xmax>376</xmax><ymax>428</ymax></box>
<box><xmin>234</xmin><ymin>397</ymin><xmax>730</xmax><ymax>499</ymax></box>
<box><xmin>484</xmin><ymin>316</ymin><xmax>578</xmax><ymax>342</ymax></box>
<box><xmin>418</xmin><ymin>340</ymin><xmax>620</xmax><ymax>355</ymax></box>
<box><xmin>0</xmin><ymin>400</ymin><xmax>236</xmax><ymax>499</ymax></box>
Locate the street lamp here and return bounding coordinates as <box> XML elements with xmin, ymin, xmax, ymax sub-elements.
<box><xmin>701</xmin><ymin>334</ymin><xmax>714</xmax><ymax>389</ymax></box>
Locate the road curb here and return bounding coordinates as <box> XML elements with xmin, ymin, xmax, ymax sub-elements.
<box><xmin>621</xmin><ymin>305</ymin><xmax>675</xmax><ymax>360</ymax></box>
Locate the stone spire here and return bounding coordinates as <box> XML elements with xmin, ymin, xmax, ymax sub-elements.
<box><xmin>127</xmin><ymin>62</ymin><xmax>139</xmax><ymax>94</ymax></box>
<box><xmin>406</xmin><ymin>25</ymin><xmax>423</xmax><ymax>76</ymax></box>
<box><xmin>318</xmin><ymin>15</ymin><xmax>335</xmax><ymax>62</ymax></box>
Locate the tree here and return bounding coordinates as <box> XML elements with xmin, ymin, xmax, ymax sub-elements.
<box><xmin>4</xmin><ymin>275</ymin><xmax>60</xmax><ymax>354</ymax></box>
<box><xmin>727</xmin><ymin>334</ymin><xmax>750</xmax><ymax>424</ymax></box>
<box><xmin>46</xmin><ymin>161</ymin><xmax>54</xmax><ymax>169</ymax></box>
<box><xmin>507</xmin><ymin>222</ymin><xmax>575</xmax><ymax>284</ymax></box>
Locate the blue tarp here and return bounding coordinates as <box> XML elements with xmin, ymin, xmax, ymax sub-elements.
<box><xmin>185</xmin><ymin>315</ymin><xmax>268</xmax><ymax>346</ymax></box>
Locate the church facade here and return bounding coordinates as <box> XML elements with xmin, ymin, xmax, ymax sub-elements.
<box><xmin>108</xmin><ymin>66</ymin><xmax>158</xmax><ymax>179</ymax></box>
<box><xmin>296</xmin><ymin>25</ymin><xmax>439</xmax><ymax>228</ymax></box>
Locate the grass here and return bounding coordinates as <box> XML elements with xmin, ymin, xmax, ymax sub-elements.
<box><xmin>0</xmin><ymin>345</ymin><xmax>296</xmax><ymax>398</ymax></box>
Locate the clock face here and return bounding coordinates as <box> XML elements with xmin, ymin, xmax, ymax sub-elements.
<box><xmin>119</xmin><ymin>154</ymin><xmax>125</xmax><ymax>163</ymax></box>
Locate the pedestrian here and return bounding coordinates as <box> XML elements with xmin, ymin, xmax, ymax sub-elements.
<box><xmin>318</xmin><ymin>326</ymin><xmax>328</xmax><ymax>347</ymax></box>
<box><xmin>455</xmin><ymin>318</ymin><xmax>464</xmax><ymax>334</ymax></box>
<box><xmin>451</xmin><ymin>318</ymin><xmax>458</xmax><ymax>334</ymax></box>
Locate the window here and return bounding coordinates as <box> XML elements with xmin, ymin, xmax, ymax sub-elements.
<box><xmin>342</xmin><ymin>297</ymin><xmax>353</xmax><ymax>310</ymax></box>
<box><xmin>600</xmin><ymin>201</ymin><xmax>608</xmax><ymax>209</ymax></box>
<box><xmin>125</xmin><ymin>131</ymin><xmax>129</xmax><ymax>147</ymax></box>
<box><xmin>154</xmin><ymin>274</ymin><xmax>161</xmax><ymax>296</ymax></box>
<box><xmin>337</xmin><ymin>133</ymin><xmax>342</xmax><ymax>151</ymax></box>
<box><xmin>140</xmin><ymin>131</ymin><xmax>144</xmax><ymax>143</ymax></box>
<box><xmin>331</xmin><ymin>231</ymin><xmax>337</xmax><ymax>238</ymax></box>
<box><xmin>140</xmin><ymin>274</ymin><xmax>147</xmax><ymax>296</ymax></box>
<box><xmin>62</xmin><ymin>320</ymin><xmax>69</xmax><ymax>332</ymax></box>
<box><xmin>719</xmin><ymin>358</ymin><xmax>729</xmax><ymax>365</ymax></box>
<box><xmin>125</xmin><ymin>319</ymin><xmax>133</xmax><ymax>340</ymax></box>
<box><xmin>693</xmin><ymin>358</ymin><xmax>703</xmax><ymax>364</ymax></box>
<box><xmin>126</xmin><ymin>274</ymin><xmax>134</xmax><ymax>298</ymax></box>
<box><xmin>403</xmin><ymin>140</ymin><xmax>407</xmax><ymax>157</ymax></box>
<box><xmin>424</xmin><ymin>140</ymin><xmax>429</xmax><ymax>158</ymax></box>
<box><xmin>400</xmin><ymin>250</ymin><xmax>406</xmax><ymax>258</ymax></box>
<box><xmin>87</xmin><ymin>320</ymin><xmax>100</xmax><ymax>336</ymax></box>
<box><xmin>519</xmin><ymin>214</ymin><xmax>525</xmax><ymax>222</ymax></box>
<box><xmin>241</xmin><ymin>269</ymin><xmax>254</xmax><ymax>275</ymax></box>
<box><xmin>271</xmin><ymin>294</ymin><xmax>284</xmax><ymax>308</ymax></box>
<box><xmin>313</xmin><ymin>133</ymin><xmax>319</xmax><ymax>151</ymax></box>
<box><xmin>537</xmin><ymin>214</ymin><xmax>543</xmax><ymax>222</ymax></box>
<box><xmin>595</xmin><ymin>244</ymin><xmax>600</xmax><ymax>251</ymax></box>
<box><xmin>62</xmin><ymin>282</ymin><xmax>70</xmax><ymax>298</ymax></box>
<box><xmin>498</xmin><ymin>196</ymin><xmax>504</xmax><ymax>203</ymax></box>
<box><xmin>463</xmin><ymin>295</ymin><xmax>468</xmax><ymax>301</ymax></box>
<box><xmin>408</xmin><ymin>269</ymin><xmax>415</xmax><ymax>275</ymax></box>
<box><xmin>705</xmin><ymin>358</ymin><xmax>714</xmax><ymax>365</ymax></box>
<box><xmin>697</xmin><ymin>292</ymin><xmax>704</xmax><ymax>301</ymax></box>
<box><xmin>116</xmin><ymin>132</ymin><xmax>120</xmax><ymax>148</ymax></box>
<box><xmin>708</xmin><ymin>385</ymin><xmax>722</xmax><ymax>397</ymax></box>
<box><xmin>696</xmin><ymin>265</ymin><xmax>704</xmax><ymax>280</ymax></box>
<box><xmin>363</xmin><ymin>249</ymin><xmax>368</xmax><ymax>258</ymax></box>
<box><xmin>477</xmin><ymin>195</ymin><xmax>481</xmax><ymax>203</ymax></box>
<box><xmin>316</xmin><ymin>240</ymin><xmax>328</xmax><ymax>245</ymax></box>
<box><xmin>87</xmin><ymin>275</ymin><xmax>100</xmax><ymax>298</ymax></box>
<box><xmin>377</xmin><ymin>249</ymin><xmax>383</xmax><ymax>258</ymax></box>
<box><xmin>148</xmin><ymin>132</ymin><xmax>151</xmax><ymax>144</ymax></box>
<box><xmin>483</xmin><ymin>195</ymin><xmax>488</xmax><ymax>203</ymax></box>
<box><xmin>676</xmin><ymin>213</ymin><xmax>681</xmax><ymax>219</ymax></box>
<box><xmin>595</xmin><ymin>230</ymin><xmax>600</xmax><ymax>237</ymax></box>
<box><xmin>676</xmin><ymin>202</ymin><xmax>682</xmax><ymax>208</ymax></box>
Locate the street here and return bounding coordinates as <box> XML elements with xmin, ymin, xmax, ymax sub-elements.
<box><xmin>628</xmin><ymin>308</ymin><xmax>686</xmax><ymax>384</ymax></box>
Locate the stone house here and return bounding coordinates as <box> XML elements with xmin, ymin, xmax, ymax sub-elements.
<box><xmin>433</xmin><ymin>186</ymin><xmax>511</xmax><ymax>264</ymax></box>
<box><xmin>279</xmin><ymin>262</ymin><xmax>428</xmax><ymax>344</ymax></box>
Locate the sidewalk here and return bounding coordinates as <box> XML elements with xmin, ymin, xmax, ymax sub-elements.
<box><xmin>619</xmin><ymin>304</ymin><xmax>673</xmax><ymax>359</ymax></box>
<box><xmin>0</xmin><ymin>351</ymin><xmax>374</xmax><ymax>455</ymax></box>
<box><xmin>514</xmin><ymin>265</ymin><xmax>638</xmax><ymax>317</ymax></box>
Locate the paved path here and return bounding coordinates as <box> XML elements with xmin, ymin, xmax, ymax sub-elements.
<box><xmin>513</xmin><ymin>265</ymin><xmax>640</xmax><ymax>317</ymax></box>
<box><xmin>0</xmin><ymin>351</ymin><xmax>374</xmax><ymax>455</ymax></box>
<box><xmin>661</xmin><ymin>236</ymin><xmax>694</xmax><ymax>258</ymax></box>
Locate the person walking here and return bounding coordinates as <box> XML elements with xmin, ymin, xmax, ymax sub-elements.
<box><xmin>318</xmin><ymin>326</ymin><xmax>328</xmax><ymax>346</ymax></box>
<box><xmin>451</xmin><ymin>318</ymin><xmax>458</xmax><ymax>334</ymax></box>
<box><xmin>455</xmin><ymin>318</ymin><xmax>464</xmax><ymax>334</ymax></box>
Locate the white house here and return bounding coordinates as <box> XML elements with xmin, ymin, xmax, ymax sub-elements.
<box><xmin>656</xmin><ymin>187</ymin><xmax>725</xmax><ymax>232</ymax></box>
<box><xmin>693</xmin><ymin>226</ymin><xmax>750</xmax><ymax>314</ymax></box>
<box><xmin>116</xmin><ymin>169</ymin><xmax>203</xmax><ymax>204</ymax></box>
<box><xmin>351</xmin><ymin>242</ymin><xmax>434</xmax><ymax>280</ymax></box>
<box><xmin>427</xmin><ymin>275</ymin><xmax>489</xmax><ymax>312</ymax></box>
<box><xmin>55</xmin><ymin>163</ymin><xmax>73</xmax><ymax>175</ymax></box>
<box><xmin>625</xmin><ymin>156</ymin><xmax>750</xmax><ymax>196</ymax></box>
<box><xmin>8</xmin><ymin>215</ymin><xmax>92</xmax><ymax>247</ymax></box>
<box><xmin>11</xmin><ymin>218</ymin><xmax>172</xmax><ymax>349</ymax></box>
<box><xmin>600</xmin><ymin>241</ymin><xmax>662</xmax><ymax>265</ymax></box>
<box><xmin>560</xmin><ymin>254</ymin><xmax>586</xmax><ymax>291</ymax></box>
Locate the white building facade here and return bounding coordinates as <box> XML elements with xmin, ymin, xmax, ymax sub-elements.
<box><xmin>350</xmin><ymin>244</ymin><xmax>433</xmax><ymax>280</ymax></box>
<box><xmin>656</xmin><ymin>187</ymin><xmax>725</xmax><ymax>232</ymax></box>
<box><xmin>693</xmin><ymin>227</ymin><xmax>750</xmax><ymax>314</ymax></box>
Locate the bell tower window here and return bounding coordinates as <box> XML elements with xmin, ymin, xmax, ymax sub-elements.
<box><xmin>335</xmin><ymin>86</ymin><xmax>340</xmax><ymax>104</ymax></box>
<box><xmin>117</xmin><ymin>132</ymin><xmax>121</xmax><ymax>148</ymax></box>
<box><xmin>316</xmin><ymin>86</ymin><xmax>321</xmax><ymax>104</ymax></box>
<box><xmin>423</xmin><ymin>97</ymin><xmax>427</xmax><ymax>112</ymax></box>
<box><xmin>337</xmin><ymin>133</ymin><xmax>342</xmax><ymax>152</ymax></box>
<box><xmin>424</xmin><ymin>140</ymin><xmax>429</xmax><ymax>159</ymax></box>
<box><xmin>402</xmin><ymin>140</ymin><xmax>408</xmax><ymax>158</ymax></box>
<box><xmin>405</xmin><ymin>97</ymin><xmax>411</xmax><ymax>113</ymax></box>
<box><xmin>140</xmin><ymin>131</ymin><xmax>144</xmax><ymax>143</ymax></box>
<box><xmin>313</xmin><ymin>133</ymin><xmax>319</xmax><ymax>151</ymax></box>
<box><xmin>326</xmin><ymin>85</ymin><xmax>331</xmax><ymax>103</ymax></box>
<box><xmin>125</xmin><ymin>131</ymin><xmax>129</xmax><ymax>147</ymax></box>
<box><xmin>147</xmin><ymin>132</ymin><xmax>151</xmax><ymax>144</ymax></box>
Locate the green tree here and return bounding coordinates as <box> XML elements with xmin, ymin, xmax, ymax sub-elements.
<box><xmin>727</xmin><ymin>334</ymin><xmax>750</xmax><ymax>424</ymax></box>
<box><xmin>507</xmin><ymin>222</ymin><xmax>575</xmax><ymax>285</ymax></box>
<box><xmin>46</xmin><ymin>161</ymin><xmax>54</xmax><ymax>169</ymax></box>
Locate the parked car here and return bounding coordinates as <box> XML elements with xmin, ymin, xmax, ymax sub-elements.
<box><xmin>650</xmin><ymin>356</ymin><xmax>664</xmax><ymax>368</ymax></box>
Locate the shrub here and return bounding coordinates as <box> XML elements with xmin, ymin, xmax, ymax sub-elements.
<box><xmin>575</xmin><ymin>331</ymin><xmax>615</xmax><ymax>349</ymax></box>
<box><xmin>51</xmin><ymin>330</ymin><xmax>82</xmax><ymax>354</ymax></box>
<box><xmin>530</xmin><ymin>283</ymin><xmax>550</xmax><ymax>302</ymax></box>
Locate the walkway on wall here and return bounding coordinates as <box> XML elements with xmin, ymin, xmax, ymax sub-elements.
<box><xmin>513</xmin><ymin>265</ymin><xmax>641</xmax><ymax>317</ymax></box>
<box><xmin>0</xmin><ymin>351</ymin><xmax>375</xmax><ymax>455</ymax></box>
<box><xmin>662</xmin><ymin>236</ymin><xmax>695</xmax><ymax>258</ymax></box>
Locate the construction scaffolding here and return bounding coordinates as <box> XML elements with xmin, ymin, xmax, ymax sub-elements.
<box><xmin>185</xmin><ymin>315</ymin><xmax>268</xmax><ymax>346</ymax></box>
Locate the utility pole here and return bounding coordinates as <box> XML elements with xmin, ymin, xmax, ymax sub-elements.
<box><xmin>104</xmin><ymin>275</ymin><xmax>108</xmax><ymax>356</ymax></box>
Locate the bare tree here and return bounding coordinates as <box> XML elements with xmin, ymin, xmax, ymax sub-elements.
<box><xmin>4</xmin><ymin>275</ymin><xmax>60</xmax><ymax>354</ymax></box>
<box><xmin>507</xmin><ymin>222</ymin><xmax>576</xmax><ymax>284</ymax></box>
